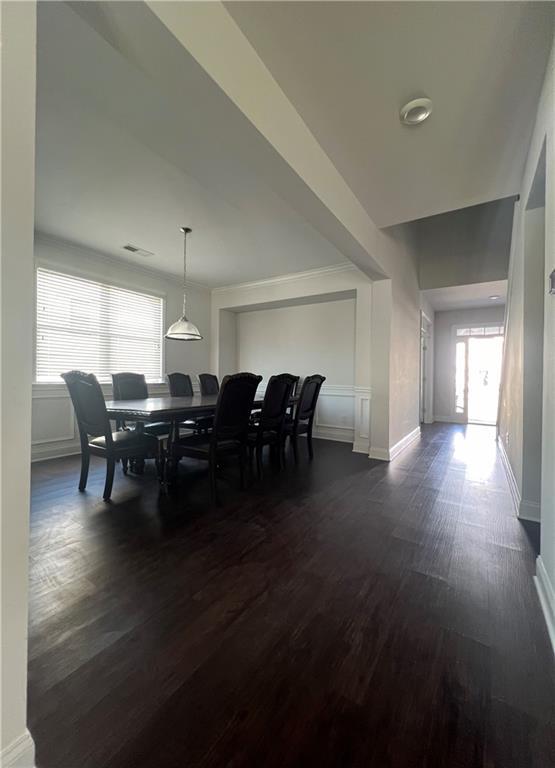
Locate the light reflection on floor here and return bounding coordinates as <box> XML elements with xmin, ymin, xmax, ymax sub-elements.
<box><xmin>451</xmin><ymin>424</ymin><xmax>498</xmax><ymax>483</ymax></box>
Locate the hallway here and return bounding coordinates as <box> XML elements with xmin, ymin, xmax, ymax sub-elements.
<box><xmin>28</xmin><ymin>425</ymin><xmax>554</xmax><ymax>767</ymax></box>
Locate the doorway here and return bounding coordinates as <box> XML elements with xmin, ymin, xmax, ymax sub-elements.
<box><xmin>420</xmin><ymin>312</ymin><xmax>432</xmax><ymax>423</ymax></box>
<box><xmin>455</xmin><ymin>325</ymin><xmax>504</xmax><ymax>425</ymax></box>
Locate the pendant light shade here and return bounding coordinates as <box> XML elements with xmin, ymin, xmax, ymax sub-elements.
<box><xmin>165</xmin><ymin>226</ymin><xmax>203</xmax><ymax>341</ymax></box>
<box><xmin>165</xmin><ymin>316</ymin><xmax>202</xmax><ymax>341</ymax></box>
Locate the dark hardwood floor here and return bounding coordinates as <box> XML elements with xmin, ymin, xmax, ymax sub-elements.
<box><xmin>28</xmin><ymin>424</ymin><xmax>555</xmax><ymax>767</ymax></box>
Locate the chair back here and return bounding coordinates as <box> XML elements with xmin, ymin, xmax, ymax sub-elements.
<box><xmin>61</xmin><ymin>370</ymin><xmax>111</xmax><ymax>440</ymax></box>
<box><xmin>213</xmin><ymin>373</ymin><xmax>262</xmax><ymax>442</ymax></box>
<box><xmin>295</xmin><ymin>374</ymin><xmax>326</xmax><ymax>424</ymax></box>
<box><xmin>199</xmin><ymin>373</ymin><xmax>220</xmax><ymax>396</ymax></box>
<box><xmin>112</xmin><ymin>372</ymin><xmax>148</xmax><ymax>400</ymax></box>
<box><xmin>167</xmin><ymin>372</ymin><xmax>194</xmax><ymax>397</ymax></box>
<box><xmin>260</xmin><ymin>374</ymin><xmax>298</xmax><ymax>431</ymax></box>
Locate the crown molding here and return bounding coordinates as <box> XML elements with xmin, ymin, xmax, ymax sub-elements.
<box><xmin>211</xmin><ymin>262</ymin><xmax>362</xmax><ymax>295</ymax></box>
<box><xmin>34</xmin><ymin>231</ymin><xmax>211</xmax><ymax>291</ymax></box>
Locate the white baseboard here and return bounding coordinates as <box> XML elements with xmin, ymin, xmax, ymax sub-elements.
<box><xmin>31</xmin><ymin>444</ymin><xmax>81</xmax><ymax>463</ymax></box>
<box><xmin>1</xmin><ymin>729</ymin><xmax>35</xmax><ymax>768</ymax></box>
<box><xmin>498</xmin><ymin>436</ymin><xmax>521</xmax><ymax>513</ymax></box>
<box><xmin>433</xmin><ymin>415</ymin><xmax>458</xmax><ymax>423</ymax></box>
<box><xmin>352</xmin><ymin>438</ymin><xmax>370</xmax><ymax>454</ymax></box>
<box><xmin>519</xmin><ymin>499</ymin><xmax>541</xmax><ymax>523</ymax></box>
<box><xmin>311</xmin><ymin>426</ymin><xmax>354</xmax><ymax>444</ymax></box>
<box><xmin>535</xmin><ymin>556</ymin><xmax>555</xmax><ymax>657</ymax></box>
<box><xmin>389</xmin><ymin>426</ymin><xmax>421</xmax><ymax>461</ymax></box>
<box><xmin>369</xmin><ymin>426</ymin><xmax>421</xmax><ymax>462</ymax></box>
<box><xmin>497</xmin><ymin>440</ymin><xmax>539</xmax><ymax>521</ymax></box>
<box><xmin>368</xmin><ymin>446</ymin><xmax>389</xmax><ymax>461</ymax></box>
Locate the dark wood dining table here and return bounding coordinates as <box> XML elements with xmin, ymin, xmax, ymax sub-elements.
<box><xmin>105</xmin><ymin>394</ymin><xmax>222</xmax><ymax>428</ymax></box>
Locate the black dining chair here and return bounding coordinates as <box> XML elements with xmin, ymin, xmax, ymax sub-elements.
<box><xmin>111</xmin><ymin>372</ymin><xmax>170</xmax><ymax>438</ymax></box>
<box><xmin>284</xmin><ymin>374</ymin><xmax>326</xmax><ymax>462</ymax></box>
<box><xmin>112</xmin><ymin>372</ymin><xmax>171</xmax><ymax>474</ymax></box>
<box><xmin>167</xmin><ymin>372</ymin><xmax>194</xmax><ymax>397</ymax></box>
<box><xmin>247</xmin><ymin>373</ymin><xmax>298</xmax><ymax>478</ymax></box>
<box><xmin>171</xmin><ymin>372</ymin><xmax>262</xmax><ymax>503</ymax></box>
<box><xmin>167</xmin><ymin>372</ymin><xmax>209</xmax><ymax>434</ymax></box>
<box><xmin>61</xmin><ymin>370</ymin><xmax>160</xmax><ymax>500</ymax></box>
<box><xmin>198</xmin><ymin>373</ymin><xmax>219</xmax><ymax>396</ymax></box>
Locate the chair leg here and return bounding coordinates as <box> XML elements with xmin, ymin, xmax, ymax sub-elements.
<box><xmin>292</xmin><ymin>434</ymin><xmax>299</xmax><ymax>464</ymax></box>
<box><xmin>103</xmin><ymin>458</ymin><xmax>116</xmax><ymax>501</ymax></box>
<box><xmin>280</xmin><ymin>438</ymin><xmax>287</xmax><ymax>469</ymax></box>
<box><xmin>307</xmin><ymin>428</ymin><xmax>314</xmax><ymax>460</ymax></box>
<box><xmin>209</xmin><ymin>456</ymin><xmax>218</xmax><ymax>505</ymax></box>
<box><xmin>79</xmin><ymin>450</ymin><xmax>90</xmax><ymax>491</ymax></box>
<box><xmin>121</xmin><ymin>457</ymin><xmax>128</xmax><ymax>475</ymax></box>
<box><xmin>239</xmin><ymin>446</ymin><xmax>247</xmax><ymax>490</ymax></box>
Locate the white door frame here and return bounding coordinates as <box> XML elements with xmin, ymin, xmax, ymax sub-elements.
<box><xmin>451</xmin><ymin>322</ymin><xmax>504</xmax><ymax>424</ymax></box>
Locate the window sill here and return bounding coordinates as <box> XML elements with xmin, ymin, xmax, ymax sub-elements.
<box><xmin>32</xmin><ymin>380</ymin><xmax>169</xmax><ymax>397</ymax></box>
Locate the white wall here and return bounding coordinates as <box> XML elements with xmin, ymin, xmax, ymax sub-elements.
<box><xmin>237</xmin><ymin>298</ymin><xmax>355</xmax><ymax>384</ymax></box>
<box><xmin>522</xmin><ymin>206</ymin><xmax>545</xmax><ymax>517</ymax></box>
<box><xmin>0</xmin><ymin>2</ymin><xmax>37</xmax><ymax>765</ymax></box>
<box><xmin>498</xmin><ymin>30</ymin><xmax>555</xmax><ymax>653</ymax></box>
<box><xmin>32</xmin><ymin>234</ymin><xmax>211</xmax><ymax>461</ymax></box>
<box><xmin>212</xmin><ymin>265</ymin><xmax>372</xmax><ymax>452</ymax></box>
<box><xmin>420</xmin><ymin>294</ymin><xmax>435</xmax><ymax>425</ymax></box>
<box><xmin>373</xmin><ymin>226</ymin><xmax>421</xmax><ymax>456</ymax></box>
<box><xmin>236</xmin><ymin>297</ymin><xmax>356</xmax><ymax>443</ymax></box>
<box><xmin>416</xmin><ymin>198</ymin><xmax>513</xmax><ymax>290</ymax></box>
<box><xmin>237</xmin><ymin>298</ymin><xmax>356</xmax><ymax>443</ymax></box>
<box><xmin>433</xmin><ymin>306</ymin><xmax>505</xmax><ymax>423</ymax></box>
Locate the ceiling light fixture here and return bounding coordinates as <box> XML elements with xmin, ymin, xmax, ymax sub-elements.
<box><xmin>165</xmin><ymin>226</ymin><xmax>203</xmax><ymax>341</ymax></box>
<box><xmin>489</xmin><ymin>295</ymin><xmax>501</xmax><ymax>301</ymax></box>
<box><xmin>400</xmin><ymin>97</ymin><xmax>433</xmax><ymax>126</ymax></box>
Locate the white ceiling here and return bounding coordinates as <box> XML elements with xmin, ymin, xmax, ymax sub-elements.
<box><xmin>227</xmin><ymin>1</ymin><xmax>554</xmax><ymax>227</ymax></box>
<box><xmin>422</xmin><ymin>280</ymin><xmax>507</xmax><ymax>312</ymax></box>
<box><xmin>35</xmin><ymin>3</ymin><xmax>348</xmax><ymax>286</ymax></box>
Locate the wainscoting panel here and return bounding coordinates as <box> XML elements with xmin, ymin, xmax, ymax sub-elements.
<box><xmin>313</xmin><ymin>385</ymin><xmax>356</xmax><ymax>445</ymax></box>
<box><xmin>31</xmin><ymin>382</ymin><xmax>173</xmax><ymax>462</ymax></box>
<box><xmin>353</xmin><ymin>387</ymin><xmax>371</xmax><ymax>454</ymax></box>
<box><xmin>32</xmin><ymin>382</ymin><xmax>363</xmax><ymax>460</ymax></box>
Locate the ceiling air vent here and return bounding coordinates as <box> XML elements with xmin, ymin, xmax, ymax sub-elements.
<box><xmin>123</xmin><ymin>244</ymin><xmax>155</xmax><ymax>258</ymax></box>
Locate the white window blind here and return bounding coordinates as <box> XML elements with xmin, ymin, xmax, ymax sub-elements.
<box><xmin>36</xmin><ymin>268</ymin><xmax>164</xmax><ymax>383</ymax></box>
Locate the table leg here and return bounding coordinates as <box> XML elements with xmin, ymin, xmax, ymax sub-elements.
<box><xmin>160</xmin><ymin>418</ymin><xmax>179</xmax><ymax>489</ymax></box>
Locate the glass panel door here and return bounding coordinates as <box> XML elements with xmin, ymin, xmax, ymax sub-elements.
<box><xmin>455</xmin><ymin>340</ymin><xmax>467</xmax><ymax>418</ymax></box>
<box><xmin>467</xmin><ymin>335</ymin><xmax>504</xmax><ymax>425</ymax></box>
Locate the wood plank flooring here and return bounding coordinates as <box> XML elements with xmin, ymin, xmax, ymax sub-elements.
<box><xmin>28</xmin><ymin>424</ymin><xmax>555</xmax><ymax>767</ymax></box>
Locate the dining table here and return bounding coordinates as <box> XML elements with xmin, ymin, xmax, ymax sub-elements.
<box><xmin>104</xmin><ymin>392</ymin><xmax>297</xmax><ymax>485</ymax></box>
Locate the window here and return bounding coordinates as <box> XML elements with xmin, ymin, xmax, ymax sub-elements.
<box><xmin>36</xmin><ymin>268</ymin><xmax>164</xmax><ymax>383</ymax></box>
<box><xmin>456</xmin><ymin>325</ymin><xmax>504</xmax><ymax>337</ymax></box>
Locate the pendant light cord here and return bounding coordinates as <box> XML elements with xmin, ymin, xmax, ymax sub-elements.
<box><xmin>181</xmin><ymin>226</ymin><xmax>192</xmax><ymax>317</ymax></box>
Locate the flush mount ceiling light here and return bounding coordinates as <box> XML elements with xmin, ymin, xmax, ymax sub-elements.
<box><xmin>489</xmin><ymin>295</ymin><xmax>501</xmax><ymax>301</ymax></box>
<box><xmin>165</xmin><ymin>226</ymin><xmax>203</xmax><ymax>341</ymax></box>
<box><xmin>400</xmin><ymin>97</ymin><xmax>433</xmax><ymax>126</ymax></box>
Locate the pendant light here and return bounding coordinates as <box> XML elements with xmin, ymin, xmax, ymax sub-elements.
<box><xmin>165</xmin><ymin>226</ymin><xmax>203</xmax><ymax>341</ymax></box>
